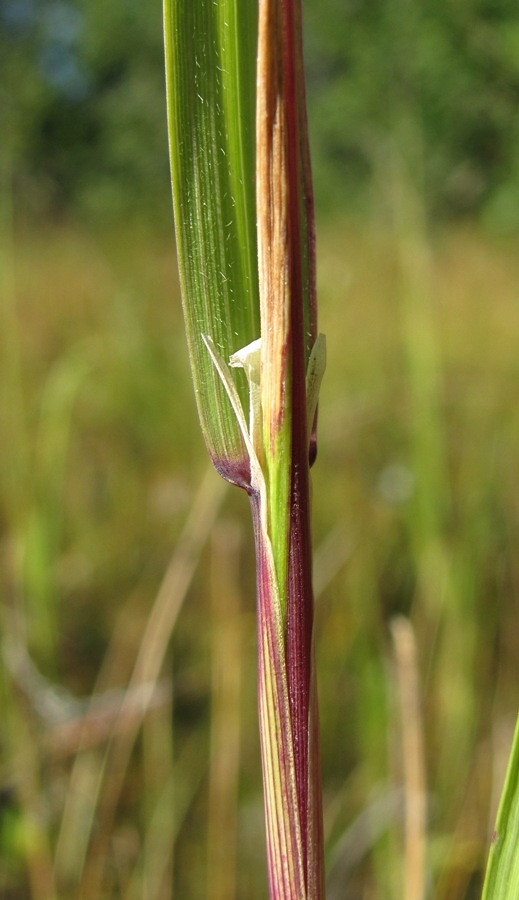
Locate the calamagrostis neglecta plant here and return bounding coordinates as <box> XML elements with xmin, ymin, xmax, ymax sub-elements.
<box><xmin>164</xmin><ymin>0</ymin><xmax>326</xmax><ymax>895</ymax></box>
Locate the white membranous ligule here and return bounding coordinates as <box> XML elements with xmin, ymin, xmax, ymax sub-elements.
<box><xmin>204</xmin><ymin>332</ymin><xmax>326</xmax><ymax>465</ymax></box>
<box><xmin>230</xmin><ymin>338</ymin><xmax>262</xmax><ymax>455</ymax></box>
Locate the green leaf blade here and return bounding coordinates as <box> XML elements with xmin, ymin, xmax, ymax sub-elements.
<box><xmin>164</xmin><ymin>0</ymin><xmax>259</xmax><ymax>484</ymax></box>
<box><xmin>483</xmin><ymin>715</ymin><xmax>519</xmax><ymax>900</ymax></box>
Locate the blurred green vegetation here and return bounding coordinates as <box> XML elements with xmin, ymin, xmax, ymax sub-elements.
<box><xmin>1</xmin><ymin>218</ymin><xmax>518</xmax><ymax>898</ymax></box>
<box><xmin>3</xmin><ymin>0</ymin><xmax>519</xmax><ymax>228</ymax></box>
<box><xmin>1</xmin><ymin>1</ymin><xmax>519</xmax><ymax>898</ymax></box>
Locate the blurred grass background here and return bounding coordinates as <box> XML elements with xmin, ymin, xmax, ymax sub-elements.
<box><xmin>1</xmin><ymin>1</ymin><xmax>519</xmax><ymax>898</ymax></box>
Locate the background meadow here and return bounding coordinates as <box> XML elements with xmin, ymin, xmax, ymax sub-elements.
<box><xmin>1</xmin><ymin>1</ymin><xmax>519</xmax><ymax>897</ymax></box>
